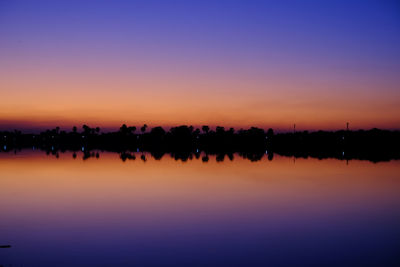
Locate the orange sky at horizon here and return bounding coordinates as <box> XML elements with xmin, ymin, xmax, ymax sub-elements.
<box><xmin>1</xmin><ymin>152</ymin><xmax>400</xmax><ymax>217</ymax></box>
<box><xmin>1</xmin><ymin>1</ymin><xmax>399</xmax><ymax>131</ymax></box>
<box><xmin>1</xmin><ymin>73</ymin><xmax>399</xmax><ymax>131</ymax></box>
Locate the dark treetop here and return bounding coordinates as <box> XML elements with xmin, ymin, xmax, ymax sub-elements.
<box><xmin>1</xmin><ymin>125</ymin><xmax>400</xmax><ymax>163</ymax></box>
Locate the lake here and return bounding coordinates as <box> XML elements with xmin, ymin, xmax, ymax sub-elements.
<box><xmin>1</xmin><ymin>151</ymin><xmax>399</xmax><ymax>266</ymax></box>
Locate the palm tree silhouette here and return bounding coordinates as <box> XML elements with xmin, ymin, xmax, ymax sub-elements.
<box><xmin>120</xmin><ymin>124</ymin><xmax>128</xmax><ymax>133</ymax></box>
<box><xmin>141</xmin><ymin>124</ymin><xmax>148</xmax><ymax>133</ymax></box>
<box><xmin>202</xmin><ymin>125</ymin><xmax>210</xmax><ymax>134</ymax></box>
<box><xmin>128</xmin><ymin>126</ymin><xmax>136</xmax><ymax>134</ymax></box>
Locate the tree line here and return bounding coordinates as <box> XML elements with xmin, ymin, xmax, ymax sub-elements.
<box><xmin>1</xmin><ymin>124</ymin><xmax>400</xmax><ymax>162</ymax></box>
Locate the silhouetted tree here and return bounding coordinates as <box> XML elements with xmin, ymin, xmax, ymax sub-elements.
<box><xmin>128</xmin><ymin>126</ymin><xmax>136</xmax><ymax>134</ymax></box>
<box><xmin>2</xmin><ymin>125</ymin><xmax>400</xmax><ymax>163</ymax></box>
<box><xmin>216</xmin><ymin>126</ymin><xmax>225</xmax><ymax>134</ymax></box>
<box><xmin>267</xmin><ymin>128</ymin><xmax>274</xmax><ymax>139</ymax></box>
<box><xmin>141</xmin><ymin>124</ymin><xmax>148</xmax><ymax>133</ymax></box>
<box><xmin>202</xmin><ymin>125</ymin><xmax>210</xmax><ymax>134</ymax></box>
<box><xmin>82</xmin><ymin>125</ymin><xmax>91</xmax><ymax>135</ymax></box>
<box><xmin>120</xmin><ymin>124</ymin><xmax>128</xmax><ymax>134</ymax></box>
<box><xmin>150</xmin><ymin>126</ymin><xmax>166</xmax><ymax>136</ymax></box>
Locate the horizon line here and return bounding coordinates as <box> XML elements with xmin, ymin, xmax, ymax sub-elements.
<box><xmin>1</xmin><ymin>124</ymin><xmax>399</xmax><ymax>134</ymax></box>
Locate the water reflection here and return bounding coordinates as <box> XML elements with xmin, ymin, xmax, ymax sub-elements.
<box><xmin>0</xmin><ymin>151</ymin><xmax>399</xmax><ymax>266</ymax></box>
<box><xmin>0</xmin><ymin>148</ymin><xmax>373</xmax><ymax>163</ymax></box>
<box><xmin>1</xmin><ymin>148</ymin><xmax>275</xmax><ymax>162</ymax></box>
<box><xmin>2</xmin><ymin>144</ymin><xmax>399</xmax><ymax>163</ymax></box>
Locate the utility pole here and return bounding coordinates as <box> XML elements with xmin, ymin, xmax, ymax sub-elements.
<box><xmin>346</xmin><ymin>122</ymin><xmax>349</xmax><ymax>131</ymax></box>
<box><xmin>293</xmin><ymin>123</ymin><xmax>296</xmax><ymax>134</ymax></box>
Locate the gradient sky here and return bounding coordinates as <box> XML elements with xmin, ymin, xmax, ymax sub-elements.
<box><xmin>0</xmin><ymin>0</ymin><xmax>399</xmax><ymax>131</ymax></box>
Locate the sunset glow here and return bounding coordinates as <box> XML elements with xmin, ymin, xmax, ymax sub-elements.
<box><xmin>1</xmin><ymin>0</ymin><xmax>399</xmax><ymax>131</ymax></box>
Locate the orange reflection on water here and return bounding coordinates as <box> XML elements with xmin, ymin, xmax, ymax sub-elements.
<box><xmin>1</xmin><ymin>152</ymin><xmax>399</xmax><ymax>226</ymax></box>
<box><xmin>1</xmin><ymin>151</ymin><xmax>400</xmax><ymax>266</ymax></box>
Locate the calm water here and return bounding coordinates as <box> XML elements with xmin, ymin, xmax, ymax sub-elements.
<box><xmin>1</xmin><ymin>151</ymin><xmax>400</xmax><ymax>266</ymax></box>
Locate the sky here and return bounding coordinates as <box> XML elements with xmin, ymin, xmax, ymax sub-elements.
<box><xmin>0</xmin><ymin>0</ymin><xmax>399</xmax><ymax>132</ymax></box>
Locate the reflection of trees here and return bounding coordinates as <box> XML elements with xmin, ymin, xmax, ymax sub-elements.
<box><xmin>1</xmin><ymin>126</ymin><xmax>400</xmax><ymax>163</ymax></box>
